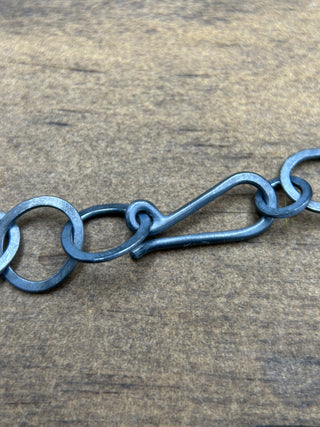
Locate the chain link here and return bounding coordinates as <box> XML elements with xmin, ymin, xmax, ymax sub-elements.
<box><xmin>0</xmin><ymin>148</ymin><xmax>319</xmax><ymax>293</ymax></box>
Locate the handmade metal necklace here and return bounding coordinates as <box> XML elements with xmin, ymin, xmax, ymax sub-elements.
<box><xmin>0</xmin><ymin>148</ymin><xmax>318</xmax><ymax>293</ymax></box>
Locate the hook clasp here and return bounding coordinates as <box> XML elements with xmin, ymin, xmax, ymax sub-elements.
<box><xmin>126</xmin><ymin>172</ymin><xmax>278</xmax><ymax>259</ymax></box>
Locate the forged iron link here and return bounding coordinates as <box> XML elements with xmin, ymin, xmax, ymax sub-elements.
<box><xmin>0</xmin><ymin>148</ymin><xmax>319</xmax><ymax>292</ymax></box>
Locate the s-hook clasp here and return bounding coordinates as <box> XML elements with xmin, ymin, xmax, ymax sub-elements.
<box><xmin>125</xmin><ymin>172</ymin><xmax>278</xmax><ymax>259</ymax></box>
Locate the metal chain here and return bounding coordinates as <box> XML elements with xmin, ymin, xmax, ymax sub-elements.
<box><xmin>0</xmin><ymin>148</ymin><xmax>319</xmax><ymax>293</ymax></box>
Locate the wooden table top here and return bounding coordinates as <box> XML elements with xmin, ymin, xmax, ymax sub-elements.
<box><xmin>1</xmin><ymin>1</ymin><xmax>320</xmax><ymax>425</ymax></box>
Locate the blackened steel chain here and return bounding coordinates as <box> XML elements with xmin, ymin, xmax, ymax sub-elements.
<box><xmin>0</xmin><ymin>148</ymin><xmax>319</xmax><ymax>293</ymax></box>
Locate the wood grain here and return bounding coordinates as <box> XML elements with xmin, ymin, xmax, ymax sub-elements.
<box><xmin>1</xmin><ymin>1</ymin><xmax>320</xmax><ymax>425</ymax></box>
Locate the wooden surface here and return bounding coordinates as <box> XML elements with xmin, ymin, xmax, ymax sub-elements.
<box><xmin>1</xmin><ymin>1</ymin><xmax>320</xmax><ymax>425</ymax></box>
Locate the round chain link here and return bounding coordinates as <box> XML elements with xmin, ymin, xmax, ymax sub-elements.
<box><xmin>280</xmin><ymin>148</ymin><xmax>320</xmax><ymax>213</ymax></box>
<box><xmin>254</xmin><ymin>176</ymin><xmax>313</xmax><ymax>218</ymax></box>
<box><xmin>61</xmin><ymin>204</ymin><xmax>152</xmax><ymax>263</ymax></box>
<box><xmin>0</xmin><ymin>212</ymin><xmax>20</xmax><ymax>273</ymax></box>
<box><xmin>0</xmin><ymin>196</ymin><xmax>84</xmax><ymax>293</ymax></box>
